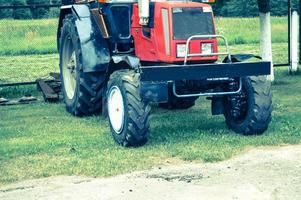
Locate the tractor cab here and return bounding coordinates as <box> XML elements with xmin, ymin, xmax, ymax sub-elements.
<box><xmin>132</xmin><ymin>2</ymin><xmax>219</xmax><ymax>63</ymax></box>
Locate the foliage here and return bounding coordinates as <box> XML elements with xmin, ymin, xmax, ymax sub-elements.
<box><xmin>27</xmin><ymin>0</ymin><xmax>49</xmax><ymax>19</ymax></box>
<box><xmin>0</xmin><ymin>0</ymin><xmax>298</xmax><ymax>19</ymax></box>
<box><xmin>0</xmin><ymin>0</ymin><xmax>61</xmax><ymax>19</ymax></box>
<box><xmin>48</xmin><ymin>7</ymin><xmax>60</xmax><ymax>18</ymax></box>
<box><xmin>0</xmin><ymin>0</ymin><xmax>13</xmax><ymax>18</ymax></box>
<box><xmin>12</xmin><ymin>0</ymin><xmax>32</xmax><ymax>19</ymax></box>
<box><xmin>220</xmin><ymin>0</ymin><xmax>259</xmax><ymax>17</ymax></box>
<box><xmin>213</xmin><ymin>0</ymin><xmax>299</xmax><ymax>17</ymax></box>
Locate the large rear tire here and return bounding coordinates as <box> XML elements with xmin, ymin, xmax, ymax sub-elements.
<box><xmin>107</xmin><ymin>70</ymin><xmax>151</xmax><ymax>147</ymax></box>
<box><xmin>59</xmin><ymin>14</ymin><xmax>106</xmax><ymax>116</ymax></box>
<box><xmin>223</xmin><ymin>76</ymin><xmax>272</xmax><ymax>135</ymax></box>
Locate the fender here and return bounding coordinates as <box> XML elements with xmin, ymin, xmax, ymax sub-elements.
<box><xmin>58</xmin><ymin>4</ymin><xmax>110</xmax><ymax>72</ymax></box>
<box><xmin>222</xmin><ymin>54</ymin><xmax>262</xmax><ymax>63</ymax></box>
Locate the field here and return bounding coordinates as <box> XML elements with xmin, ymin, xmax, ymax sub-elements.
<box><xmin>0</xmin><ymin>17</ymin><xmax>288</xmax><ymax>56</ymax></box>
<box><xmin>0</xmin><ymin>17</ymin><xmax>300</xmax><ymax>186</ymax></box>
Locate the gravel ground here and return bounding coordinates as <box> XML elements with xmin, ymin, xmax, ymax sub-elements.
<box><xmin>1</xmin><ymin>145</ymin><xmax>301</xmax><ymax>200</ymax></box>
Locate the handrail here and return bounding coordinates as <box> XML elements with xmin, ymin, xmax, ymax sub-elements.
<box><xmin>184</xmin><ymin>34</ymin><xmax>231</xmax><ymax>65</ymax></box>
<box><xmin>172</xmin><ymin>78</ymin><xmax>242</xmax><ymax>98</ymax></box>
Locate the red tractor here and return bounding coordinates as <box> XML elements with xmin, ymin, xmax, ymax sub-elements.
<box><xmin>57</xmin><ymin>0</ymin><xmax>272</xmax><ymax>147</ymax></box>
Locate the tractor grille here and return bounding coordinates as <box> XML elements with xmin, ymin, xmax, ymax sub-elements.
<box><xmin>172</xmin><ymin>7</ymin><xmax>215</xmax><ymax>40</ymax></box>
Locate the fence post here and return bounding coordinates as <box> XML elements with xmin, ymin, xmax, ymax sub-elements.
<box><xmin>290</xmin><ymin>10</ymin><xmax>299</xmax><ymax>74</ymax></box>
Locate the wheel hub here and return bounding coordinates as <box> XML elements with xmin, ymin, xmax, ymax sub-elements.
<box><xmin>108</xmin><ymin>86</ymin><xmax>125</xmax><ymax>134</ymax></box>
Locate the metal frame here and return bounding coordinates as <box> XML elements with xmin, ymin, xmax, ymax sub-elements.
<box><xmin>177</xmin><ymin>34</ymin><xmax>242</xmax><ymax>98</ymax></box>
<box><xmin>184</xmin><ymin>34</ymin><xmax>231</xmax><ymax>65</ymax></box>
<box><xmin>172</xmin><ymin>78</ymin><xmax>243</xmax><ymax>98</ymax></box>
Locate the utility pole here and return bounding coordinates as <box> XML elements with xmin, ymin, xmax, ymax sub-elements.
<box><xmin>257</xmin><ymin>0</ymin><xmax>274</xmax><ymax>81</ymax></box>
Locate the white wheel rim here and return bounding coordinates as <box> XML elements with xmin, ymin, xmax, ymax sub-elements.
<box><xmin>63</xmin><ymin>45</ymin><xmax>77</xmax><ymax>99</ymax></box>
<box><xmin>108</xmin><ymin>86</ymin><xmax>125</xmax><ymax>134</ymax></box>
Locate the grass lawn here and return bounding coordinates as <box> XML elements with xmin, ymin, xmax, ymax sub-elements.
<box><xmin>0</xmin><ymin>43</ymin><xmax>288</xmax><ymax>84</ymax></box>
<box><xmin>0</xmin><ymin>54</ymin><xmax>59</xmax><ymax>84</ymax></box>
<box><xmin>0</xmin><ymin>17</ymin><xmax>288</xmax><ymax>56</ymax></box>
<box><xmin>0</xmin><ymin>68</ymin><xmax>301</xmax><ymax>186</ymax></box>
<box><xmin>0</xmin><ymin>17</ymin><xmax>299</xmax><ymax>186</ymax></box>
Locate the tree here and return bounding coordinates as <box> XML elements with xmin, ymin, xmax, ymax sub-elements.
<box><xmin>48</xmin><ymin>0</ymin><xmax>61</xmax><ymax>18</ymax></box>
<box><xmin>27</xmin><ymin>0</ymin><xmax>50</xmax><ymax>19</ymax></box>
<box><xmin>212</xmin><ymin>0</ymin><xmax>227</xmax><ymax>16</ymax></box>
<box><xmin>0</xmin><ymin>0</ymin><xmax>13</xmax><ymax>19</ymax></box>
<box><xmin>221</xmin><ymin>0</ymin><xmax>258</xmax><ymax>17</ymax></box>
<box><xmin>213</xmin><ymin>0</ymin><xmax>297</xmax><ymax>17</ymax></box>
<box><xmin>12</xmin><ymin>0</ymin><xmax>32</xmax><ymax>19</ymax></box>
<box><xmin>257</xmin><ymin>0</ymin><xmax>274</xmax><ymax>81</ymax></box>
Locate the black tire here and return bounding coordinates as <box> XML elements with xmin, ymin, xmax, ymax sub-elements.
<box><xmin>159</xmin><ymin>83</ymin><xmax>198</xmax><ymax>110</ymax></box>
<box><xmin>223</xmin><ymin>76</ymin><xmax>272</xmax><ymax>135</ymax></box>
<box><xmin>107</xmin><ymin>70</ymin><xmax>151</xmax><ymax>147</ymax></box>
<box><xmin>59</xmin><ymin>14</ymin><xmax>106</xmax><ymax>116</ymax></box>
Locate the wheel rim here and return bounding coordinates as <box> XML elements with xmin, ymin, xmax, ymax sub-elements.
<box><xmin>108</xmin><ymin>86</ymin><xmax>125</xmax><ymax>134</ymax></box>
<box><xmin>62</xmin><ymin>36</ymin><xmax>77</xmax><ymax>100</ymax></box>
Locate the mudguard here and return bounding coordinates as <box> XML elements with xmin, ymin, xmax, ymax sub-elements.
<box><xmin>222</xmin><ymin>54</ymin><xmax>262</xmax><ymax>63</ymax></box>
<box><xmin>58</xmin><ymin>5</ymin><xmax>110</xmax><ymax>73</ymax></box>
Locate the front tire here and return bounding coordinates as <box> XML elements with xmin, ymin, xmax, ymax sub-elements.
<box><xmin>223</xmin><ymin>76</ymin><xmax>272</xmax><ymax>135</ymax></box>
<box><xmin>107</xmin><ymin>70</ymin><xmax>151</xmax><ymax>147</ymax></box>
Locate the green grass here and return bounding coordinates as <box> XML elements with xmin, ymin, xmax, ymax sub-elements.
<box><xmin>0</xmin><ymin>19</ymin><xmax>58</xmax><ymax>56</ymax></box>
<box><xmin>0</xmin><ymin>43</ymin><xmax>288</xmax><ymax>84</ymax></box>
<box><xmin>0</xmin><ymin>54</ymin><xmax>59</xmax><ymax>84</ymax></box>
<box><xmin>0</xmin><ymin>68</ymin><xmax>301</xmax><ymax>186</ymax></box>
<box><xmin>215</xmin><ymin>17</ymin><xmax>288</xmax><ymax>45</ymax></box>
<box><xmin>0</xmin><ymin>17</ymin><xmax>288</xmax><ymax>56</ymax></box>
<box><xmin>0</xmin><ymin>17</ymin><xmax>297</xmax><ymax>186</ymax></box>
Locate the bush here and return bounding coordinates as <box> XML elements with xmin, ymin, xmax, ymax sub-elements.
<box><xmin>214</xmin><ymin>0</ymin><xmax>300</xmax><ymax>17</ymax></box>
<box><xmin>221</xmin><ymin>0</ymin><xmax>259</xmax><ymax>17</ymax></box>
<box><xmin>12</xmin><ymin>0</ymin><xmax>32</xmax><ymax>19</ymax></box>
<box><xmin>0</xmin><ymin>0</ymin><xmax>13</xmax><ymax>19</ymax></box>
<box><xmin>27</xmin><ymin>0</ymin><xmax>49</xmax><ymax>19</ymax></box>
<box><xmin>48</xmin><ymin>7</ymin><xmax>60</xmax><ymax>18</ymax></box>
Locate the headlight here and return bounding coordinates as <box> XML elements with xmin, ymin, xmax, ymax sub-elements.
<box><xmin>202</xmin><ymin>43</ymin><xmax>213</xmax><ymax>55</ymax></box>
<box><xmin>177</xmin><ymin>44</ymin><xmax>186</xmax><ymax>58</ymax></box>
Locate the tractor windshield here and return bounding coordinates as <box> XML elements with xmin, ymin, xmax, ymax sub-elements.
<box><xmin>172</xmin><ymin>7</ymin><xmax>215</xmax><ymax>40</ymax></box>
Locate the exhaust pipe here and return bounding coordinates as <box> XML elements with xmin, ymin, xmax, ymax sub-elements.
<box><xmin>138</xmin><ymin>0</ymin><xmax>149</xmax><ymax>25</ymax></box>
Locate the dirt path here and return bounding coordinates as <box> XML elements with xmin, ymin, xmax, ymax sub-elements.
<box><xmin>1</xmin><ymin>145</ymin><xmax>301</xmax><ymax>200</ymax></box>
